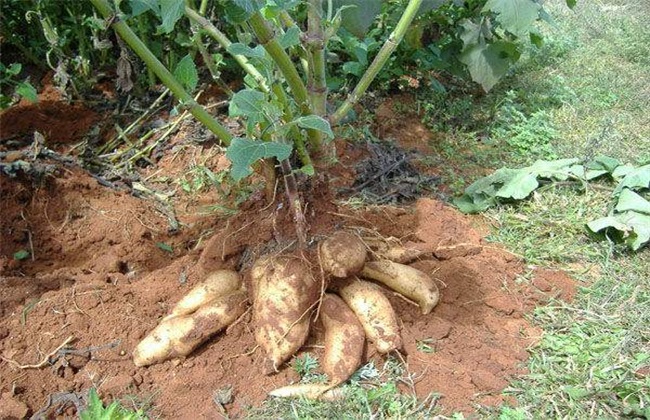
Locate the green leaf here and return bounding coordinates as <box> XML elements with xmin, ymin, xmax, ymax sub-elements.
<box><xmin>229</xmin><ymin>89</ymin><xmax>266</xmax><ymax>123</ymax></box>
<box><xmin>293</xmin><ymin>115</ymin><xmax>334</xmax><ymax>139</ymax></box>
<box><xmin>614</xmin><ymin>164</ymin><xmax>650</xmax><ymax>195</ymax></box>
<box><xmin>587</xmin><ymin>212</ymin><xmax>650</xmax><ymax>251</ymax></box>
<box><xmin>226</xmin><ymin>138</ymin><xmax>292</xmax><ymax>181</ymax></box>
<box><xmin>460</xmin><ymin>41</ymin><xmax>518</xmax><ymax>92</ymax></box>
<box><xmin>586</xmin><ymin>155</ymin><xmax>621</xmax><ymax>173</ymax></box>
<box><xmin>13</xmin><ymin>249</ymin><xmax>30</xmax><ymax>260</ymax></box>
<box><xmin>453</xmin><ymin>193</ymin><xmax>496</xmax><ymax>214</ymax></box>
<box><xmin>483</xmin><ymin>0</ymin><xmax>541</xmax><ymax>38</ymax></box>
<box><xmin>156</xmin><ymin>242</ymin><xmax>174</xmax><ymax>253</ymax></box>
<box><xmin>334</xmin><ymin>0</ymin><xmax>381</xmax><ymax>38</ymax></box>
<box><xmin>530</xmin><ymin>31</ymin><xmax>544</xmax><ymax>48</ymax></box>
<box><xmin>616</xmin><ymin>189</ymin><xmax>650</xmax><ymax>215</ymax></box>
<box><xmin>495</xmin><ymin>171</ymin><xmax>538</xmax><ymax>199</ymax></box>
<box><xmin>157</xmin><ymin>0</ymin><xmax>184</xmax><ymax>34</ymax></box>
<box><xmin>227</xmin><ymin>43</ymin><xmax>266</xmax><ymax>58</ymax></box>
<box><xmin>129</xmin><ymin>0</ymin><xmax>158</xmax><ymax>17</ymax></box>
<box><xmin>565</xmin><ymin>0</ymin><xmax>577</xmax><ymax>9</ymax></box>
<box><xmin>7</xmin><ymin>63</ymin><xmax>22</xmax><ymax>76</ymax></box>
<box><xmin>225</xmin><ymin>0</ymin><xmax>259</xmax><ymax>23</ymax></box>
<box><xmin>279</xmin><ymin>26</ymin><xmax>301</xmax><ymax>49</ymax></box>
<box><xmin>172</xmin><ymin>54</ymin><xmax>198</xmax><ymax>92</ymax></box>
<box><xmin>15</xmin><ymin>82</ymin><xmax>38</xmax><ymax>103</ymax></box>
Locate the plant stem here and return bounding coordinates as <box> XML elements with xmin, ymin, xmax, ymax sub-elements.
<box><xmin>89</xmin><ymin>0</ymin><xmax>233</xmax><ymax>144</ymax></box>
<box><xmin>280</xmin><ymin>159</ymin><xmax>307</xmax><ymax>249</ymax></box>
<box><xmin>184</xmin><ymin>6</ymin><xmax>270</xmax><ymax>93</ymax></box>
<box><xmin>248</xmin><ymin>12</ymin><xmax>323</xmax><ymax>151</ymax></box>
<box><xmin>307</xmin><ymin>0</ymin><xmax>327</xmax><ymax>117</ymax></box>
<box><xmin>272</xmin><ymin>83</ymin><xmax>313</xmax><ymax>169</ymax></box>
<box><xmin>330</xmin><ymin>0</ymin><xmax>424</xmax><ymax>125</ymax></box>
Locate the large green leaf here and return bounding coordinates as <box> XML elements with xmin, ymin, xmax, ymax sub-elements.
<box><xmin>226</xmin><ymin>138</ymin><xmax>292</xmax><ymax>181</ymax></box>
<box><xmin>157</xmin><ymin>0</ymin><xmax>184</xmax><ymax>34</ymax></box>
<box><xmin>333</xmin><ymin>0</ymin><xmax>381</xmax><ymax>38</ymax></box>
<box><xmin>459</xmin><ymin>41</ymin><xmax>518</xmax><ymax>92</ymax></box>
<box><xmin>614</xmin><ymin>164</ymin><xmax>650</xmax><ymax>195</ymax></box>
<box><xmin>495</xmin><ymin>171</ymin><xmax>539</xmax><ymax>199</ymax></box>
<box><xmin>615</xmin><ymin>189</ymin><xmax>650</xmax><ymax>215</ymax></box>
<box><xmin>587</xmin><ymin>211</ymin><xmax>650</xmax><ymax>251</ymax></box>
<box><xmin>173</xmin><ymin>54</ymin><xmax>198</xmax><ymax>92</ymax></box>
<box><xmin>293</xmin><ymin>115</ymin><xmax>334</xmax><ymax>139</ymax></box>
<box><xmin>483</xmin><ymin>0</ymin><xmax>541</xmax><ymax>37</ymax></box>
<box><xmin>229</xmin><ymin>89</ymin><xmax>266</xmax><ymax>121</ymax></box>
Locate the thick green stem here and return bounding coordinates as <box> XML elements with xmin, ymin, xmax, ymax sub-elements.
<box><xmin>248</xmin><ymin>12</ymin><xmax>323</xmax><ymax>151</ymax></box>
<box><xmin>307</xmin><ymin>0</ymin><xmax>327</xmax><ymax>117</ymax></box>
<box><xmin>184</xmin><ymin>6</ymin><xmax>270</xmax><ymax>93</ymax></box>
<box><xmin>89</xmin><ymin>0</ymin><xmax>232</xmax><ymax>144</ymax></box>
<box><xmin>330</xmin><ymin>0</ymin><xmax>424</xmax><ymax>125</ymax></box>
<box><xmin>272</xmin><ymin>83</ymin><xmax>313</xmax><ymax>169</ymax></box>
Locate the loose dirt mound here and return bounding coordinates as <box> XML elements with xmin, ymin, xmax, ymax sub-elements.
<box><xmin>0</xmin><ymin>163</ymin><xmax>575</xmax><ymax>418</ymax></box>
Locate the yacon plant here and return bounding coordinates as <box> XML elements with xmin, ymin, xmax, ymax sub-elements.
<box><xmin>86</xmin><ymin>0</ymin><xmax>543</xmax><ymax>399</ymax></box>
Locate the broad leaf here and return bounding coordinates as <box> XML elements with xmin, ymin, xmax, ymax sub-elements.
<box><xmin>565</xmin><ymin>0</ymin><xmax>577</xmax><ymax>9</ymax></box>
<box><xmin>587</xmin><ymin>212</ymin><xmax>650</xmax><ymax>251</ymax></box>
<box><xmin>495</xmin><ymin>171</ymin><xmax>538</xmax><ymax>199</ymax></box>
<box><xmin>334</xmin><ymin>0</ymin><xmax>381</xmax><ymax>38</ymax></box>
<box><xmin>229</xmin><ymin>89</ymin><xmax>266</xmax><ymax>121</ymax></box>
<box><xmin>279</xmin><ymin>26</ymin><xmax>301</xmax><ymax>49</ymax></box>
<box><xmin>225</xmin><ymin>0</ymin><xmax>259</xmax><ymax>23</ymax></box>
<box><xmin>226</xmin><ymin>138</ymin><xmax>292</xmax><ymax>181</ymax></box>
<box><xmin>586</xmin><ymin>155</ymin><xmax>621</xmax><ymax>173</ymax></box>
<box><xmin>294</xmin><ymin>115</ymin><xmax>334</xmax><ymax>139</ymax></box>
<box><xmin>173</xmin><ymin>55</ymin><xmax>198</xmax><ymax>92</ymax></box>
<box><xmin>483</xmin><ymin>0</ymin><xmax>541</xmax><ymax>38</ymax></box>
<box><xmin>157</xmin><ymin>0</ymin><xmax>184</xmax><ymax>34</ymax></box>
<box><xmin>227</xmin><ymin>43</ymin><xmax>266</xmax><ymax>58</ymax></box>
<box><xmin>614</xmin><ymin>164</ymin><xmax>650</xmax><ymax>195</ymax></box>
<box><xmin>528</xmin><ymin>158</ymin><xmax>579</xmax><ymax>179</ymax></box>
<box><xmin>129</xmin><ymin>0</ymin><xmax>158</xmax><ymax>17</ymax></box>
<box><xmin>460</xmin><ymin>41</ymin><xmax>518</xmax><ymax>92</ymax></box>
<box><xmin>615</xmin><ymin>189</ymin><xmax>650</xmax><ymax>215</ymax></box>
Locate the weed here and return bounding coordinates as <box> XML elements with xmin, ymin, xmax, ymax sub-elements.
<box><xmin>79</xmin><ymin>388</ymin><xmax>148</xmax><ymax>420</ymax></box>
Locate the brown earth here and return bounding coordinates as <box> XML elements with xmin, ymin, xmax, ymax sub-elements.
<box><xmin>0</xmin><ymin>96</ymin><xmax>576</xmax><ymax>419</ymax></box>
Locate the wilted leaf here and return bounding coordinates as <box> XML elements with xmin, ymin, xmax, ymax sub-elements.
<box><xmin>615</xmin><ymin>189</ymin><xmax>650</xmax><ymax>214</ymax></box>
<box><xmin>226</xmin><ymin>138</ymin><xmax>292</xmax><ymax>181</ymax></box>
<box><xmin>495</xmin><ymin>171</ymin><xmax>538</xmax><ymax>199</ymax></box>
<box><xmin>614</xmin><ymin>164</ymin><xmax>650</xmax><ymax>195</ymax></box>
<box><xmin>587</xmin><ymin>212</ymin><xmax>650</xmax><ymax>251</ymax></box>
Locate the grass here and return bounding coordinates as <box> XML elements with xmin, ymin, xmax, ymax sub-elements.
<box><xmin>456</xmin><ymin>1</ymin><xmax>650</xmax><ymax>418</ymax></box>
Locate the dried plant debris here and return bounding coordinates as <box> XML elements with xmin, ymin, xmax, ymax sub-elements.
<box><xmin>348</xmin><ymin>140</ymin><xmax>439</xmax><ymax>204</ymax></box>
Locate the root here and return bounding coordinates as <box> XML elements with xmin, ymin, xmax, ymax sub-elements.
<box><xmin>1</xmin><ymin>335</ymin><xmax>74</xmax><ymax>369</ymax></box>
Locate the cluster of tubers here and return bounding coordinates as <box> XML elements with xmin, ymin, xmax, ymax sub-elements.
<box><xmin>133</xmin><ymin>230</ymin><xmax>440</xmax><ymax>399</ymax></box>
